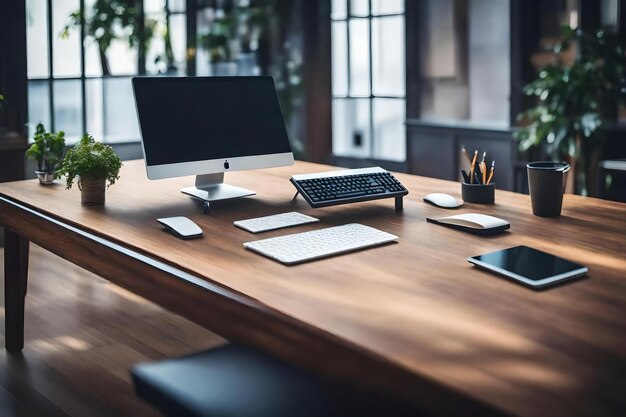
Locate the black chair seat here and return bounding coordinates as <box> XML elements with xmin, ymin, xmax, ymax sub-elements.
<box><xmin>133</xmin><ymin>344</ymin><xmax>356</xmax><ymax>417</ymax></box>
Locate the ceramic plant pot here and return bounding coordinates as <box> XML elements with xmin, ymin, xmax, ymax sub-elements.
<box><xmin>35</xmin><ymin>170</ymin><xmax>56</xmax><ymax>185</ymax></box>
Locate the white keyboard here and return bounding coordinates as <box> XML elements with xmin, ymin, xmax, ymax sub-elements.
<box><xmin>234</xmin><ymin>212</ymin><xmax>319</xmax><ymax>233</ymax></box>
<box><xmin>244</xmin><ymin>223</ymin><xmax>398</xmax><ymax>265</ymax></box>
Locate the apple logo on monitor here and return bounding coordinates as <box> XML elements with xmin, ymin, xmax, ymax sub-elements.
<box><xmin>224</xmin><ymin>160</ymin><xmax>230</xmax><ymax>169</ymax></box>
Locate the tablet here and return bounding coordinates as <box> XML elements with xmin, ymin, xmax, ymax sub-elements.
<box><xmin>468</xmin><ymin>245</ymin><xmax>588</xmax><ymax>288</ymax></box>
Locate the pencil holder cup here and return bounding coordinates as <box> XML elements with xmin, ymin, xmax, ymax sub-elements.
<box><xmin>462</xmin><ymin>182</ymin><xmax>495</xmax><ymax>204</ymax></box>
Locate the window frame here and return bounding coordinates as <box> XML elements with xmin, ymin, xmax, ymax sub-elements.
<box><xmin>330</xmin><ymin>0</ymin><xmax>406</xmax><ymax>161</ymax></box>
<box><xmin>26</xmin><ymin>0</ymin><xmax>196</xmax><ymax>143</ymax></box>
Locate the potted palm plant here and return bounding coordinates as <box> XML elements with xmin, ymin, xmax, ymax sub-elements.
<box><xmin>25</xmin><ymin>123</ymin><xmax>66</xmax><ymax>184</ymax></box>
<box><xmin>61</xmin><ymin>0</ymin><xmax>157</xmax><ymax>75</ymax></box>
<box><xmin>515</xmin><ymin>26</ymin><xmax>626</xmax><ymax>195</ymax></box>
<box><xmin>58</xmin><ymin>133</ymin><xmax>122</xmax><ymax>205</ymax></box>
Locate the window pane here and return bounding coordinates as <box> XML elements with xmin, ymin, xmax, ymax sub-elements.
<box><xmin>372</xmin><ymin>16</ymin><xmax>405</xmax><ymax>96</ymax></box>
<box><xmin>373</xmin><ymin>98</ymin><xmax>405</xmax><ymax>161</ymax></box>
<box><xmin>332</xmin><ymin>21</ymin><xmax>348</xmax><ymax>96</ymax></box>
<box><xmin>144</xmin><ymin>0</ymin><xmax>164</xmax><ymax>14</ymax></box>
<box><xmin>54</xmin><ymin>80</ymin><xmax>83</xmax><ymax>141</ymax></box>
<box><xmin>350</xmin><ymin>0</ymin><xmax>369</xmax><ymax>17</ymax></box>
<box><xmin>83</xmin><ymin>0</ymin><xmax>102</xmax><ymax>76</ymax></box>
<box><xmin>108</xmin><ymin>39</ymin><xmax>139</xmax><ymax>75</ymax></box>
<box><xmin>85</xmin><ymin>78</ymin><xmax>103</xmax><ymax>140</ymax></box>
<box><xmin>168</xmin><ymin>0</ymin><xmax>186</xmax><ymax>13</ymax></box>
<box><xmin>372</xmin><ymin>0</ymin><xmax>404</xmax><ymax>15</ymax></box>
<box><xmin>169</xmin><ymin>14</ymin><xmax>187</xmax><ymax>73</ymax></box>
<box><xmin>144</xmin><ymin>11</ymin><xmax>186</xmax><ymax>74</ymax></box>
<box><xmin>28</xmin><ymin>81</ymin><xmax>51</xmax><ymax>139</ymax></box>
<box><xmin>331</xmin><ymin>0</ymin><xmax>346</xmax><ymax>20</ymax></box>
<box><xmin>26</xmin><ymin>0</ymin><xmax>49</xmax><ymax>78</ymax></box>
<box><xmin>349</xmin><ymin>19</ymin><xmax>370</xmax><ymax>97</ymax></box>
<box><xmin>332</xmin><ymin>98</ymin><xmax>371</xmax><ymax>158</ymax></box>
<box><xmin>84</xmin><ymin>40</ymin><xmax>103</xmax><ymax>77</ymax></box>
<box><xmin>146</xmin><ymin>12</ymin><xmax>167</xmax><ymax>74</ymax></box>
<box><xmin>53</xmin><ymin>0</ymin><xmax>81</xmax><ymax>77</ymax></box>
<box><xmin>102</xmin><ymin>78</ymin><xmax>141</xmax><ymax>143</ymax></box>
<box><xmin>195</xmin><ymin>7</ymin><xmax>212</xmax><ymax>76</ymax></box>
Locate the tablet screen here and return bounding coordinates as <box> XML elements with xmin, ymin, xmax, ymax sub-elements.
<box><xmin>470</xmin><ymin>245</ymin><xmax>586</xmax><ymax>281</ymax></box>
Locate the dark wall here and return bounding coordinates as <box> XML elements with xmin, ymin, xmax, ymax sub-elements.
<box><xmin>407</xmin><ymin>120</ymin><xmax>515</xmax><ymax>190</ymax></box>
<box><xmin>0</xmin><ymin>0</ymin><xmax>27</xmax><ymax>134</ymax></box>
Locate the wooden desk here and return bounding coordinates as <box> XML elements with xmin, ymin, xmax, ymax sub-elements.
<box><xmin>1</xmin><ymin>160</ymin><xmax>625</xmax><ymax>417</ymax></box>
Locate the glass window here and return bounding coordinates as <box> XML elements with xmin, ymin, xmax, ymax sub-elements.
<box><xmin>348</xmin><ymin>19</ymin><xmax>370</xmax><ymax>97</ymax></box>
<box><xmin>53</xmin><ymin>79</ymin><xmax>83</xmax><ymax>139</ymax></box>
<box><xmin>52</xmin><ymin>0</ymin><xmax>81</xmax><ymax>77</ymax></box>
<box><xmin>27</xmin><ymin>81</ymin><xmax>51</xmax><ymax>137</ymax></box>
<box><xmin>373</xmin><ymin>98</ymin><xmax>405</xmax><ymax>161</ymax></box>
<box><xmin>372</xmin><ymin>16</ymin><xmax>405</xmax><ymax>96</ymax></box>
<box><xmin>26</xmin><ymin>0</ymin><xmax>188</xmax><ymax>144</ymax></box>
<box><xmin>331</xmin><ymin>2</ymin><xmax>406</xmax><ymax>161</ymax></box>
<box><xmin>332</xmin><ymin>98</ymin><xmax>372</xmax><ymax>158</ymax></box>
<box><xmin>372</xmin><ymin>0</ymin><xmax>404</xmax><ymax>15</ymax></box>
<box><xmin>332</xmin><ymin>21</ymin><xmax>348</xmax><ymax>96</ymax></box>
<box><xmin>331</xmin><ymin>0</ymin><xmax>347</xmax><ymax>20</ymax></box>
<box><xmin>101</xmin><ymin>78</ymin><xmax>142</xmax><ymax>142</ymax></box>
<box><xmin>26</xmin><ymin>0</ymin><xmax>49</xmax><ymax>79</ymax></box>
<box><xmin>350</xmin><ymin>0</ymin><xmax>369</xmax><ymax>17</ymax></box>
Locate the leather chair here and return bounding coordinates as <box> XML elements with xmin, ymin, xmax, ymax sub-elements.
<box><xmin>132</xmin><ymin>344</ymin><xmax>420</xmax><ymax>417</ymax></box>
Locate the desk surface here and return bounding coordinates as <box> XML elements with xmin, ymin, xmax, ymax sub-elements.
<box><xmin>1</xmin><ymin>160</ymin><xmax>625</xmax><ymax>417</ymax></box>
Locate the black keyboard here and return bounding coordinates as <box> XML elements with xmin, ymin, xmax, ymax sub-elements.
<box><xmin>290</xmin><ymin>167</ymin><xmax>409</xmax><ymax>209</ymax></box>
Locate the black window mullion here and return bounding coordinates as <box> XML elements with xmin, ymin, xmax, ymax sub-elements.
<box><xmin>186</xmin><ymin>0</ymin><xmax>197</xmax><ymax>76</ymax></box>
<box><xmin>137</xmin><ymin>1</ymin><xmax>146</xmax><ymax>74</ymax></box>
<box><xmin>80</xmin><ymin>0</ymin><xmax>86</xmax><ymax>134</ymax></box>
<box><xmin>47</xmin><ymin>0</ymin><xmax>54</xmax><ymax>132</ymax></box>
<box><xmin>346</xmin><ymin>0</ymin><xmax>351</xmax><ymax>95</ymax></box>
<box><xmin>368</xmin><ymin>0</ymin><xmax>374</xmax><ymax>158</ymax></box>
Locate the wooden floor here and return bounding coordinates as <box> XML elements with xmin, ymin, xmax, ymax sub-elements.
<box><xmin>0</xmin><ymin>244</ymin><xmax>225</xmax><ymax>417</ymax></box>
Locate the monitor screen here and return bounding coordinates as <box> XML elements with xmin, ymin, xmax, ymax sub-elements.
<box><xmin>133</xmin><ymin>76</ymin><xmax>292</xmax><ymax>168</ymax></box>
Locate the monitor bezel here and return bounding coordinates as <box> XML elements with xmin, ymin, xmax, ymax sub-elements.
<box><xmin>132</xmin><ymin>76</ymin><xmax>294</xmax><ymax>181</ymax></box>
<box><xmin>142</xmin><ymin>152</ymin><xmax>294</xmax><ymax>180</ymax></box>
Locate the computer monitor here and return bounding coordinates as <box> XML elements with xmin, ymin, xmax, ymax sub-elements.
<box><xmin>132</xmin><ymin>76</ymin><xmax>294</xmax><ymax>203</ymax></box>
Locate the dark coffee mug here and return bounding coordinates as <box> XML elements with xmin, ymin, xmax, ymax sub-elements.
<box><xmin>527</xmin><ymin>162</ymin><xmax>570</xmax><ymax>217</ymax></box>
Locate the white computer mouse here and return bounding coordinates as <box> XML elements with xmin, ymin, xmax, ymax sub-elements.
<box><xmin>157</xmin><ymin>216</ymin><xmax>203</xmax><ymax>239</ymax></box>
<box><xmin>423</xmin><ymin>193</ymin><xmax>463</xmax><ymax>209</ymax></box>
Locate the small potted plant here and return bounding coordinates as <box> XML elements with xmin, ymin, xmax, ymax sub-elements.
<box><xmin>58</xmin><ymin>132</ymin><xmax>122</xmax><ymax>205</ymax></box>
<box><xmin>25</xmin><ymin>123</ymin><xmax>66</xmax><ymax>184</ymax></box>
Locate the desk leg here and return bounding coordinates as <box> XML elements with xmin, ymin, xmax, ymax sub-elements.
<box><xmin>4</xmin><ymin>229</ymin><xmax>29</xmax><ymax>351</ymax></box>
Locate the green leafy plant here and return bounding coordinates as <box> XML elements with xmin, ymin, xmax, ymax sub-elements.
<box><xmin>199</xmin><ymin>16</ymin><xmax>235</xmax><ymax>62</ymax></box>
<box><xmin>25</xmin><ymin>123</ymin><xmax>66</xmax><ymax>174</ymax></box>
<box><xmin>61</xmin><ymin>0</ymin><xmax>157</xmax><ymax>75</ymax></box>
<box><xmin>58</xmin><ymin>133</ymin><xmax>122</xmax><ymax>190</ymax></box>
<box><xmin>515</xmin><ymin>26</ymin><xmax>626</xmax><ymax>194</ymax></box>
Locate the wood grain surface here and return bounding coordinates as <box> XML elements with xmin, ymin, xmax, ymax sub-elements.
<box><xmin>0</xmin><ymin>245</ymin><xmax>223</xmax><ymax>417</ymax></box>
<box><xmin>1</xmin><ymin>160</ymin><xmax>625</xmax><ymax>417</ymax></box>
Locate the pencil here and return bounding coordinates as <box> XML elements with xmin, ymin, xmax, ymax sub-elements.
<box><xmin>487</xmin><ymin>161</ymin><xmax>495</xmax><ymax>184</ymax></box>
<box><xmin>469</xmin><ymin>150</ymin><xmax>478</xmax><ymax>184</ymax></box>
<box><xmin>481</xmin><ymin>161</ymin><xmax>487</xmax><ymax>184</ymax></box>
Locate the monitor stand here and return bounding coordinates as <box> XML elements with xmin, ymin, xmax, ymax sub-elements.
<box><xmin>181</xmin><ymin>173</ymin><xmax>255</xmax><ymax>212</ymax></box>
